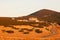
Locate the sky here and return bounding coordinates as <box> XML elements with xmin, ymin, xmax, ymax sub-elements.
<box><xmin>0</xmin><ymin>0</ymin><xmax>60</xmax><ymax>17</ymax></box>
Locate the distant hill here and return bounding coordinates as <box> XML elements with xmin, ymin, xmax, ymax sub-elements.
<box><xmin>0</xmin><ymin>9</ymin><xmax>60</xmax><ymax>25</ymax></box>
<box><xmin>16</xmin><ymin>9</ymin><xmax>60</xmax><ymax>25</ymax></box>
<box><xmin>28</xmin><ymin>9</ymin><xmax>60</xmax><ymax>25</ymax></box>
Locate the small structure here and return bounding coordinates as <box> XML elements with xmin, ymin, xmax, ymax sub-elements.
<box><xmin>17</xmin><ymin>19</ymin><xmax>28</xmax><ymax>22</ymax></box>
<box><xmin>29</xmin><ymin>17</ymin><xmax>40</xmax><ymax>22</ymax></box>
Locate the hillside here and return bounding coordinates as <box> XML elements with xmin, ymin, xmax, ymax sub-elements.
<box><xmin>0</xmin><ymin>9</ymin><xmax>60</xmax><ymax>40</ymax></box>
<box><xmin>28</xmin><ymin>9</ymin><xmax>60</xmax><ymax>24</ymax></box>
<box><xmin>15</xmin><ymin>9</ymin><xmax>60</xmax><ymax>25</ymax></box>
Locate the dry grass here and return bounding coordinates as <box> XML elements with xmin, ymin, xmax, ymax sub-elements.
<box><xmin>0</xmin><ymin>24</ymin><xmax>60</xmax><ymax>40</ymax></box>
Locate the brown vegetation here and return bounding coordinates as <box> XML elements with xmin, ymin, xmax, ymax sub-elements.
<box><xmin>0</xmin><ymin>9</ymin><xmax>60</xmax><ymax>40</ymax></box>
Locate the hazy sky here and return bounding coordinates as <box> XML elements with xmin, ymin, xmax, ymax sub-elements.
<box><xmin>0</xmin><ymin>0</ymin><xmax>60</xmax><ymax>17</ymax></box>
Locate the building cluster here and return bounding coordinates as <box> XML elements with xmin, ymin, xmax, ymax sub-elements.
<box><xmin>17</xmin><ymin>17</ymin><xmax>40</xmax><ymax>22</ymax></box>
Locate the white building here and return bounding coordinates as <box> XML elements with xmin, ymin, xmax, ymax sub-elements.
<box><xmin>29</xmin><ymin>17</ymin><xmax>40</xmax><ymax>22</ymax></box>
<box><xmin>17</xmin><ymin>19</ymin><xmax>28</xmax><ymax>22</ymax></box>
